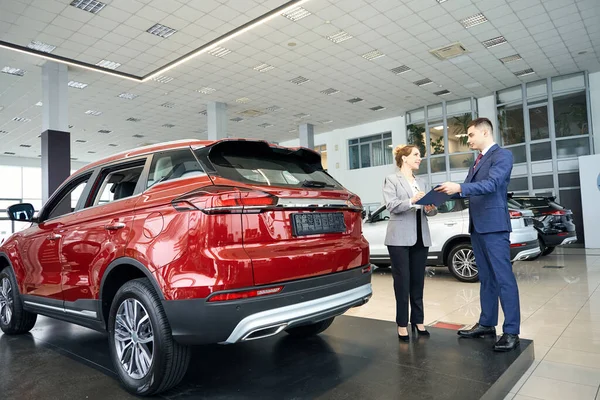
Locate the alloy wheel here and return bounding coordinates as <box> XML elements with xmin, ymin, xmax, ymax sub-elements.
<box><xmin>114</xmin><ymin>298</ymin><xmax>155</xmax><ymax>379</ymax></box>
<box><xmin>452</xmin><ymin>249</ymin><xmax>477</xmax><ymax>279</ymax></box>
<box><xmin>0</xmin><ymin>277</ymin><xmax>14</xmax><ymax>325</ymax></box>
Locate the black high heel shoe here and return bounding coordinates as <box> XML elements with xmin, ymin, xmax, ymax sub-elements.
<box><xmin>398</xmin><ymin>327</ymin><xmax>410</xmax><ymax>342</ymax></box>
<box><xmin>411</xmin><ymin>323</ymin><xmax>430</xmax><ymax>336</ymax></box>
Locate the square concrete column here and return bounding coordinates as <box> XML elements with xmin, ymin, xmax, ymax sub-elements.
<box><xmin>299</xmin><ymin>123</ymin><xmax>314</xmax><ymax>149</ymax></box>
<box><xmin>207</xmin><ymin>101</ymin><xmax>228</xmax><ymax>140</ymax></box>
<box><xmin>41</xmin><ymin>61</ymin><xmax>70</xmax><ymax>202</ymax></box>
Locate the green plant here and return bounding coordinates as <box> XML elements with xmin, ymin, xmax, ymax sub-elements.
<box><xmin>431</xmin><ymin>136</ymin><xmax>444</xmax><ymax>155</ymax></box>
<box><xmin>406</xmin><ymin>124</ymin><xmax>426</xmax><ymax>156</ymax></box>
<box><xmin>450</xmin><ymin>113</ymin><xmax>472</xmax><ymax>146</ymax></box>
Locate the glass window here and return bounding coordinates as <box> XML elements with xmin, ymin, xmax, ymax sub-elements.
<box><xmin>428</xmin><ymin>103</ymin><xmax>443</xmax><ymax>119</ymax></box>
<box><xmin>552</xmin><ymin>72</ymin><xmax>585</xmax><ymax>92</ymax></box>
<box><xmin>498</xmin><ymin>104</ymin><xmax>525</xmax><ymax>145</ymax></box>
<box><xmin>508</xmin><ymin>177</ymin><xmax>529</xmax><ymax>192</ymax></box>
<box><xmin>532</xmin><ymin>175</ymin><xmax>554</xmax><ymax>189</ymax></box>
<box><xmin>22</xmin><ymin>167</ymin><xmax>42</xmax><ymax>199</ymax></box>
<box><xmin>553</xmin><ymin>91</ymin><xmax>588</xmax><ymax>138</ymax></box>
<box><xmin>360</xmin><ymin>143</ymin><xmax>370</xmax><ymax>168</ymax></box>
<box><xmin>46</xmin><ymin>174</ymin><xmax>92</xmax><ymax>220</ymax></box>
<box><xmin>0</xmin><ymin>166</ymin><xmax>22</xmax><ymax>198</ymax></box>
<box><xmin>497</xmin><ymin>86</ymin><xmax>522</xmax><ymax>104</ymax></box>
<box><xmin>447</xmin><ymin>113</ymin><xmax>471</xmax><ymax>154</ymax></box>
<box><xmin>148</xmin><ymin>149</ymin><xmax>205</xmax><ymax>188</ymax></box>
<box><xmin>446</xmin><ymin>99</ymin><xmax>471</xmax><ymax>116</ymax></box>
<box><xmin>348</xmin><ymin>133</ymin><xmax>393</xmax><ymax>170</ymax></box>
<box><xmin>527</xmin><ymin>80</ymin><xmax>548</xmax><ymax>104</ymax></box>
<box><xmin>93</xmin><ymin>165</ymin><xmax>144</xmax><ymax>206</ymax></box>
<box><xmin>449</xmin><ymin>153</ymin><xmax>474</xmax><ymax>171</ymax></box>
<box><xmin>430</xmin><ymin>156</ymin><xmax>446</xmax><ymax>173</ymax></box>
<box><xmin>407</xmin><ymin>108</ymin><xmax>424</xmax><ymax>123</ymax></box>
<box><xmin>529</xmin><ymin>106</ymin><xmax>549</xmax><ymax>140</ymax></box>
<box><xmin>530</xmin><ymin>142</ymin><xmax>552</xmax><ymax>162</ymax></box>
<box><xmin>556</xmin><ymin>137</ymin><xmax>590</xmax><ymax>159</ymax></box>
<box><xmin>558</xmin><ymin>172</ymin><xmax>580</xmax><ymax>187</ymax></box>
<box><xmin>415</xmin><ymin>158</ymin><xmax>428</xmax><ymax>176</ymax></box>
<box><xmin>313</xmin><ymin>144</ymin><xmax>327</xmax><ymax>170</ymax></box>
<box><xmin>506</xmin><ymin>145</ymin><xmax>527</xmax><ymax>163</ymax></box>
<box><xmin>428</xmin><ymin>119</ymin><xmax>445</xmax><ymax>156</ymax></box>
<box><xmin>349</xmin><ymin>146</ymin><xmax>360</xmax><ymax>170</ymax></box>
<box><xmin>407</xmin><ymin>123</ymin><xmax>427</xmax><ymax>157</ymax></box>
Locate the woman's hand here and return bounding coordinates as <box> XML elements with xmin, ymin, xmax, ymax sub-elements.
<box><xmin>411</xmin><ymin>191</ymin><xmax>425</xmax><ymax>204</ymax></box>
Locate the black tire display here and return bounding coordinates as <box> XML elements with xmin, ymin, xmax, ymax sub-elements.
<box><xmin>285</xmin><ymin>317</ymin><xmax>335</xmax><ymax>337</ymax></box>
<box><xmin>0</xmin><ymin>266</ymin><xmax>37</xmax><ymax>335</ymax></box>
<box><xmin>447</xmin><ymin>243</ymin><xmax>479</xmax><ymax>283</ymax></box>
<box><xmin>107</xmin><ymin>278</ymin><xmax>190</xmax><ymax>396</ymax></box>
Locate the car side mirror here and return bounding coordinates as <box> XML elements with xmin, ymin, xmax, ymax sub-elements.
<box><xmin>7</xmin><ymin>203</ymin><xmax>35</xmax><ymax>222</ymax></box>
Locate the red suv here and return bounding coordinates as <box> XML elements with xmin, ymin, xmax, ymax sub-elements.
<box><xmin>0</xmin><ymin>139</ymin><xmax>372</xmax><ymax>395</ymax></box>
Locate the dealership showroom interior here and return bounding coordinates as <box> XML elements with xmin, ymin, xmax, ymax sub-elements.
<box><xmin>2</xmin><ymin>0</ymin><xmax>600</xmax><ymax>399</ymax></box>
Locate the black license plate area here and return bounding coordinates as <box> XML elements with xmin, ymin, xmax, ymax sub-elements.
<box><xmin>291</xmin><ymin>212</ymin><xmax>346</xmax><ymax>236</ymax></box>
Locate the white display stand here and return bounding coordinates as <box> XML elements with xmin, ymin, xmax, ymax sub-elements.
<box><xmin>579</xmin><ymin>154</ymin><xmax>600</xmax><ymax>249</ymax></box>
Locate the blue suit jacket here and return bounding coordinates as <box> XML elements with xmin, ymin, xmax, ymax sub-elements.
<box><xmin>460</xmin><ymin>144</ymin><xmax>513</xmax><ymax>234</ymax></box>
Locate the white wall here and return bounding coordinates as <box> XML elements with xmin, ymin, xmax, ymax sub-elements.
<box><xmin>589</xmin><ymin>71</ymin><xmax>600</xmax><ymax>154</ymax></box>
<box><xmin>579</xmin><ymin>154</ymin><xmax>600</xmax><ymax>248</ymax></box>
<box><xmin>477</xmin><ymin>95</ymin><xmax>498</xmax><ymax>136</ymax></box>
<box><xmin>0</xmin><ymin>155</ymin><xmax>88</xmax><ymax>170</ymax></box>
<box><xmin>281</xmin><ymin>116</ymin><xmax>407</xmax><ymax>205</ymax></box>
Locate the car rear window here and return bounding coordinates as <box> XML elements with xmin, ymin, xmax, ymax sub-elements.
<box><xmin>196</xmin><ymin>141</ymin><xmax>342</xmax><ymax>189</ymax></box>
<box><xmin>511</xmin><ymin>198</ymin><xmax>553</xmax><ymax>209</ymax></box>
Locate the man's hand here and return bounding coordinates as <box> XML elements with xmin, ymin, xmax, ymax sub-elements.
<box><xmin>435</xmin><ymin>182</ymin><xmax>461</xmax><ymax>195</ymax></box>
<box><xmin>424</xmin><ymin>205</ymin><xmax>436</xmax><ymax>213</ymax></box>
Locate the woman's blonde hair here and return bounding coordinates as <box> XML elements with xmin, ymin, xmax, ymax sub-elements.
<box><xmin>393</xmin><ymin>144</ymin><xmax>417</xmax><ymax>168</ymax></box>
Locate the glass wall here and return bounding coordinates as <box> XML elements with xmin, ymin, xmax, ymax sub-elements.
<box><xmin>407</xmin><ymin>98</ymin><xmax>477</xmax><ymax>182</ymax></box>
<box><xmin>496</xmin><ymin>71</ymin><xmax>592</xmax><ymax>243</ymax></box>
<box><xmin>348</xmin><ymin>132</ymin><xmax>393</xmax><ymax>170</ymax></box>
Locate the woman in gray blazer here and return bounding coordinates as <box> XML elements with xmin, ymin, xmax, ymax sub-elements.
<box><xmin>383</xmin><ymin>144</ymin><xmax>436</xmax><ymax>341</ymax></box>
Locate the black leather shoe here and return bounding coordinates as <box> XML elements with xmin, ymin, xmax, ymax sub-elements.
<box><xmin>457</xmin><ymin>323</ymin><xmax>496</xmax><ymax>338</ymax></box>
<box><xmin>411</xmin><ymin>323</ymin><xmax>430</xmax><ymax>336</ymax></box>
<box><xmin>494</xmin><ymin>333</ymin><xmax>520</xmax><ymax>352</ymax></box>
<box><xmin>398</xmin><ymin>327</ymin><xmax>410</xmax><ymax>342</ymax></box>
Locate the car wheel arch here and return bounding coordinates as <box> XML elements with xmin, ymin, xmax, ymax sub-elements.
<box><xmin>99</xmin><ymin>258</ymin><xmax>164</xmax><ymax>329</ymax></box>
<box><xmin>442</xmin><ymin>235</ymin><xmax>472</xmax><ymax>265</ymax></box>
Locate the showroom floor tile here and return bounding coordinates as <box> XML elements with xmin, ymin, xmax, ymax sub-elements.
<box><xmin>346</xmin><ymin>248</ymin><xmax>600</xmax><ymax>400</ymax></box>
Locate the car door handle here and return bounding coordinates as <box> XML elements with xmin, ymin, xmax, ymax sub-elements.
<box><xmin>47</xmin><ymin>233</ymin><xmax>62</xmax><ymax>240</ymax></box>
<box><xmin>105</xmin><ymin>222</ymin><xmax>126</xmax><ymax>231</ymax></box>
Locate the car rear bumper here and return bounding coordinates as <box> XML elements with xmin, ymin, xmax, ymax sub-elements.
<box><xmin>161</xmin><ymin>266</ymin><xmax>372</xmax><ymax>345</ymax></box>
<box><xmin>542</xmin><ymin>232</ymin><xmax>577</xmax><ymax>247</ymax></box>
<box><xmin>511</xmin><ymin>240</ymin><xmax>541</xmax><ymax>261</ymax></box>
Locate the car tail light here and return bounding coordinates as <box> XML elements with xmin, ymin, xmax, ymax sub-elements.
<box><xmin>557</xmin><ymin>232</ymin><xmax>569</xmax><ymax>236</ymax></box>
<box><xmin>509</xmin><ymin>210</ymin><xmax>522</xmax><ymax>219</ymax></box>
<box><xmin>173</xmin><ymin>186</ymin><xmax>278</xmax><ymax>214</ymax></box>
<box><xmin>362</xmin><ymin>264</ymin><xmax>372</xmax><ymax>274</ymax></box>
<box><xmin>208</xmin><ymin>286</ymin><xmax>284</xmax><ymax>302</ymax></box>
<box><xmin>543</xmin><ymin>210</ymin><xmax>566</xmax><ymax>216</ymax></box>
<box><xmin>510</xmin><ymin>243</ymin><xmax>527</xmax><ymax>248</ymax></box>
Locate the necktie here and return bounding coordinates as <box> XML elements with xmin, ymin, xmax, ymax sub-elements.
<box><xmin>474</xmin><ymin>153</ymin><xmax>483</xmax><ymax>168</ymax></box>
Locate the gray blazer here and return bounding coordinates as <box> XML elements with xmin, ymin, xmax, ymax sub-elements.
<box><xmin>383</xmin><ymin>173</ymin><xmax>436</xmax><ymax>247</ymax></box>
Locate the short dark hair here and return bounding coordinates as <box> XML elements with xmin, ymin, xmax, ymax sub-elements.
<box><xmin>468</xmin><ymin>117</ymin><xmax>493</xmax><ymax>135</ymax></box>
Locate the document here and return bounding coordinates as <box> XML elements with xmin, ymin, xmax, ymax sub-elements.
<box><xmin>415</xmin><ymin>185</ymin><xmax>452</xmax><ymax>207</ymax></box>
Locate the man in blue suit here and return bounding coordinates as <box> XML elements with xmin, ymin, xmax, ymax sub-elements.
<box><xmin>436</xmin><ymin>117</ymin><xmax>520</xmax><ymax>352</ymax></box>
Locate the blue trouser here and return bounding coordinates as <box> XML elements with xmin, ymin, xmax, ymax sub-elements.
<box><xmin>471</xmin><ymin>231</ymin><xmax>520</xmax><ymax>334</ymax></box>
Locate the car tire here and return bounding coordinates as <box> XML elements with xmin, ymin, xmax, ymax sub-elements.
<box><xmin>542</xmin><ymin>246</ymin><xmax>555</xmax><ymax>256</ymax></box>
<box><xmin>447</xmin><ymin>243</ymin><xmax>479</xmax><ymax>283</ymax></box>
<box><xmin>285</xmin><ymin>317</ymin><xmax>335</xmax><ymax>337</ymax></box>
<box><xmin>108</xmin><ymin>278</ymin><xmax>190</xmax><ymax>396</ymax></box>
<box><xmin>0</xmin><ymin>266</ymin><xmax>37</xmax><ymax>335</ymax></box>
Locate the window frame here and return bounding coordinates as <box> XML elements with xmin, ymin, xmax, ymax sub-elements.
<box><xmin>348</xmin><ymin>132</ymin><xmax>393</xmax><ymax>170</ymax></box>
<box><xmin>37</xmin><ymin>171</ymin><xmax>95</xmax><ymax>223</ymax></box>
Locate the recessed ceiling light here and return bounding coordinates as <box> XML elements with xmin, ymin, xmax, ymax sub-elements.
<box><xmin>482</xmin><ymin>36</ymin><xmax>507</xmax><ymax>48</ymax></box>
<box><xmin>433</xmin><ymin>125</ymin><xmax>444</xmax><ymax>130</ymax></box>
<box><xmin>12</xmin><ymin>117</ymin><xmax>31</xmax><ymax>122</ymax></box>
<box><xmin>118</xmin><ymin>92</ymin><xmax>138</xmax><ymax>100</ymax></box>
<box><xmin>362</xmin><ymin>50</ymin><xmax>385</xmax><ymax>61</ymax></box>
<box><xmin>294</xmin><ymin>113</ymin><xmax>310</xmax><ymax>119</ymax></box>
<box><xmin>27</xmin><ymin>41</ymin><xmax>56</xmax><ymax>53</ymax></box>
<box><xmin>146</xmin><ymin>23</ymin><xmax>177</xmax><ymax>38</ymax></box>
<box><xmin>253</xmin><ymin>63</ymin><xmax>275</xmax><ymax>72</ymax></box>
<box><xmin>370</xmin><ymin>106</ymin><xmax>386</xmax><ymax>111</ymax></box>
<box><xmin>197</xmin><ymin>87</ymin><xmax>216</xmax><ymax>94</ymax></box>
<box><xmin>98</xmin><ymin>129</ymin><xmax>111</xmax><ymax>133</ymax></box>
<box><xmin>1</xmin><ymin>66</ymin><xmax>26</xmax><ymax>76</ymax></box>
<box><xmin>514</xmin><ymin>68</ymin><xmax>535</xmax><ymax>77</ymax></box>
<box><xmin>436</xmin><ymin>0</ymin><xmax>448</xmax><ymax>2</ymax></box>
<box><xmin>319</xmin><ymin>120</ymin><xmax>333</xmax><ymax>124</ymax></box>
<box><xmin>161</xmin><ymin>102</ymin><xmax>175</xmax><ymax>108</ymax></box>
<box><xmin>108</xmin><ymin>143</ymin><xmax>118</xmax><ymax>147</ymax></box>
<box><xmin>459</xmin><ymin>13</ymin><xmax>488</xmax><ymax>28</ymax></box>
<box><xmin>391</xmin><ymin>65</ymin><xmax>411</xmax><ymax>74</ymax></box>
<box><xmin>499</xmin><ymin>54</ymin><xmax>522</xmax><ymax>63</ymax></box>
<box><xmin>347</xmin><ymin>97</ymin><xmax>364</xmax><ymax>104</ymax></box>
<box><xmin>320</xmin><ymin>88</ymin><xmax>339</xmax><ymax>95</ymax></box>
<box><xmin>152</xmin><ymin>75</ymin><xmax>173</xmax><ymax>83</ymax></box>
<box><xmin>162</xmin><ymin>123</ymin><xmax>175</xmax><ymax>128</ymax></box>
<box><xmin>75</xmin><ymin>139</ymin><xmax>87</xmax><ymax>143</ymax></box>
<box><xmin>327</xmin><ymin>31</ymin><xmax>353</xmax><ymax>43</ymax></box>
<box><xmin>71</xmin><ymin>157</ymin><xmax>78</xmax><ymax>160</ymax></box>
<box><xmin>414</xmin><ymin>78</ymin><xmax>433</xmax><ymax>86</ymax></box>
<box><xmin>230</xmin><ymin>117</ymin><xmax>244</xmax><ymax>122</ymax></box>
<box><xmin>85</xmin><ymin>110</ymin><xmax>102</xmax><ymax>116</ymax></box>
<box><xmin>434</xmin><ymin>89</ymin><xmax>451</xmax><ymax>96</ymax></box>
<box><xmin>4</xmin><ymin>152</ymin><xmax>15</xmax><ymax>155</ymax></box>
<box><xmin>207</xmin><ymin>47</ymin><xmax>231</xmax><ymax>58</ymax></box>
<box><xmin>265</xmin><ymin>105</ymin><xmax>283</xmax><ymax>112</ymax></box>
<box><xmin>258</xmin><ymin>123</ymin><xmax>273</xmax><ymax>128</ymax></box>
<box><xmin>238</xmin><ymin>109</ymin><xmax>266</xmax><ymax>117</ymax></box>
<box><xmin>96</xmin><ymin>59</ymin><xmax>121</xmax><ymax>70</ymax></box>
<box><xmin>236</xmin><ymin>97</ymin><xmax>251</xmax><ymax>104</ymax></box>
<box><xmin>35</xmin><ymin>101</ymin><xmax>43</xmax><ymax>106</ymax></box>
<box><xmin>19</xmin><ymin>144</ymin><xmax>31</xmax><ymax>148</ymax></box>
<box><xmin>199</xmin><ymin>110</ymin><xmax>208</xmax><ymax>116</ymax></box>
<box><xmin>0</xmin><ymin>130</ymin><xmax>8</xmax><ymax>134</ymax></box>
<box><xmin>290</xmin><ymin>76</ymin><xmax>310</xmax><ymax>85</ymax></box>
<box><xmin>70</xmin><ymin>0</ymin><xmax>106</xmax><ymax>14</ymax></box>
<box><xmin>282</xmin><ymin>7</ymin><xmax>311</xmax><ymax>21</ymax></box>
<box><xmin>132</xmin><ymin>134</ymin><xmax>144</xmax><ymax>138</ymax></box>
<box><xmin>126</xmin><ymin>117</ymin><xmax>141</xmax><ymax>122</ymax></box>
<box><xmin>87</xmin><ymin>151</ymin><xmax>96</xmax><ymax>154</ymax></box>
<box><xmin>68</xmin><ymin>80</ymin><xmax>88</xmax><ymax>89</ymax></box>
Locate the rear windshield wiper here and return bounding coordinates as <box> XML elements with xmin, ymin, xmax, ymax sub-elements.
<box><xmin>301</xmin><ymin>180</ymin><xmax>335</xmax><ymax>188</ymax></box>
